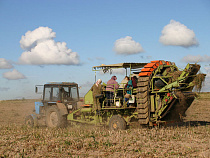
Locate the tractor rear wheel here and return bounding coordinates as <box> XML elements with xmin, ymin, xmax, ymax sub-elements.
<box><xmin>45</xmin><ymin>106</ymin><xmax>66</xmax><ymax>128</ymax></box>
<box><xmin>109</xmin><ymin>115</ymin><xmax>126</xmax><ymax>130</ymax></box>
<box><xmin>25</xmin><ymin>115</ymin><xmax>34</xmax><ymax>127</ymax></box>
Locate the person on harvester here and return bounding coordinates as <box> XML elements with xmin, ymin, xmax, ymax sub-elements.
<box><xmin>91</xmin><ymin>79</ymin><xmax>102</xmax><ymax>112</ymax></box>
<box><xmin>125</xmin><ymin>79</ymin><xmax>133</xmax><ymax>107</ymax></box>
<box><xmin>106</xmin><ymin>76</ymin><xmax>119</xmax><ymax>106</ymax></box>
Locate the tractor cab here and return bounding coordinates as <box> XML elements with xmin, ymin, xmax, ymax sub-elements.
<box><xmin>36</xmin><ymin>82</ymin><xmax>79</xmax><ymax>106</ymax></box>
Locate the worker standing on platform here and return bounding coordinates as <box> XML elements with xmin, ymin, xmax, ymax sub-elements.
<box><xmin>106</xmin><ymin>76</ymin><xmax>119</xmax><ymax>106</ymax></box>
<box><xmin>91</xmin><ymin>79</ymin><xmax>102</xmax><ymax>111</ymax></box>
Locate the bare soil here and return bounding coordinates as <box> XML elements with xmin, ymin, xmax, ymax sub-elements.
<box><xmin>0</xmin><ymin>99</ymin><xmax>39</xmax><ymax>126</ymax></box>
<box><xmin>0</xmin><ymin>93</ymin><xmax>209</xmax><ymax>157</ymax></box>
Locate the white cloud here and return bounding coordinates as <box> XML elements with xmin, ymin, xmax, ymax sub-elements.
<box><xmin>113</xmin><ymin>36</ymin><xmax>144</xmax><ymax>55</ymax></box>
<box><xmin>19</xmin><ymin>27</ymin><xmax>80</xmax><ymax>65</ymax></box>
<box><xmin>3</xmin><ymin>69</ymin><xmax>26</xmax><ymax>80</ymax></box>
<box><xmin>79</xmin><ymin>81</ymin><xmax>93</xmax><ymax>88</ymax></box>
<box><xmin>182</xmin><ymin>55</ymin><xmax>203</xmax><ymax>63</ymax></box>
<box><xmin>204</xmin><ymin>66</ymin><xmax>210</xmax><ymax>72</ymax></box>
<box><xmin>182</xmin><ymin>55</ymin><xmax>210</xmax><ymax>63</ymax></box>
<box><xmin>0</xmin><ymin>87</ymin><xmax>10</xmax><ymax>91</ymax></box>
<box><xmin>0</xmin><ymin>58</ymin><xmax>13</xmax><ymax>69</ymax></box>
<box><xmin>159</xmin><ymin>20</ymin><xmax>199</xmax><ymax>47</ymax></box>
<box><xmin>20</xmin><ymin>27</ymin><xmax>56</xmax><ymax>50</ymax></box>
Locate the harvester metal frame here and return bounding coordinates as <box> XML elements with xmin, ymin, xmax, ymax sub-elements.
<box><xmin>67</xmin><ymin>61</ymin><xmax>201</xmax><ymax>129</ymax></box>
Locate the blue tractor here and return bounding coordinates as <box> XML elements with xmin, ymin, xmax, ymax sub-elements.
<box><xmin>25</xmin><ymin>82</ymin><xmax>80</xmax><ymax>127</ymax></box>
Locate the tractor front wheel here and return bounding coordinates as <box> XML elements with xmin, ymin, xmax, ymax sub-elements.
<box><xmin>25</xmin><ymin>115</ymin><xmax>34</xmax><ymax>127</ymax></box>
<box><xmin>109</xmin><ymin>115</ymin><xmax>126</xmax><ymax>130</ymax></box>
<box><xmin>45</xmin><ymin>106</ymin><xmax>66</xmax><ymax>128</ymax></box>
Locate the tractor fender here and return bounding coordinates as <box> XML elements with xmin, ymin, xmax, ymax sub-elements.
<box><xmin>35</xmin><ymin>102</ymin><xmax>44</xmax><ymax>114</ymax></box>
<box><xmin>56</xmin><ymin>103</ymin><xmax>68</xmax><ymax>115</ymax></box>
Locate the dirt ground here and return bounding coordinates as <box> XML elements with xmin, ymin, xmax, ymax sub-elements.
<box><xmin>184</xmin><ymin>92</ymin><xmax>210</xmax><ymax>122</ymax></box>
<box><xmin>0</xmin><ymin>93</ymin><xmax>209</xmax><ymax>126</ymax></box>
<box><xmin>0</xmin><ymin>99</ymin><xmax>37</xmax><ymax>126</ymax></box>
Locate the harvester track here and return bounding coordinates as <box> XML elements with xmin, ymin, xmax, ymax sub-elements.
<box><xmin>136</xmin><ymin>60</ymin><xmax>172</xmax><ymax>125</ymax></box>
<box><xmin>136</xmin><ymin>76</ymin><xmax>150</xmax><ymax>124</ymax></box>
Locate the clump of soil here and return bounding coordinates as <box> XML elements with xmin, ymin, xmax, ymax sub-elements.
<box><xmin>193</xmin><ymin>73</ymin><xmax>206</xmax><ymax>92</ymax></box>
<box><xmin>163</xmin><ymin>91</ymin><xmax>196</xmax><ymax>122</ymax></box>
<box><xmin>168</xmin><ymin>71</ymin><xmax>182</xmax><ymax>83</ymax></box>
<box><xmin>190</xmin><ymin>64</ymin><xmax>201</xmax><ymax>75</ymax></box>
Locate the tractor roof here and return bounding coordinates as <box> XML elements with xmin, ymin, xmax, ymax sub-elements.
<box><xmin>45</xmin><ymin>82</ymin><xmax>78</xmax><ymax>86</ymax></box>
<box><xmin>92</xmin><ymin>63</ymin><xmax>148</xmax><ymax>71</ymax></box>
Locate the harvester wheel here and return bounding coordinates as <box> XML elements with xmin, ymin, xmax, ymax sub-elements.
<box><xmin>25</xmin><ymin>115</ymin><xmax>34</xmax><ymax>127</ymax></box>
<box><xmin>109</xmin><ymin>115</ymin><xmax>126</xmax><ymax>130</ymax></box>
<box><xmin>45</xmin><ymin>106</ymin><xmax>66</xmax><ymax>128</ymax></box>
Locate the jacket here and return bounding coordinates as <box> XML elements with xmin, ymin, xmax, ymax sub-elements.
<box><xmin>106</xmin><ymin>76</ymin><xmax>119</xmax><ymax>91</ymax></box>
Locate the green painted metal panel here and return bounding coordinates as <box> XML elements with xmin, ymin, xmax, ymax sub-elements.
<box><xmin>84</xmin><ymin>89</ymin><xmax>93</xmax><ymax>104</ymax></box>
<box><xmin>158</xmin><ymin>81</ymin><xmax>179</xmax><ymax>92</ymax></box>
<box><xmin>81</xmin><ymin>108</ymin><xmax>92</xmax><ymax>112</ymax></box>
<box><xmin>67</xmin><ymin>108</ymin><xmax>81</xmax><ymax>120</ymax></box>
<box><xmin>179</xmin><ymin>63</ymin><xmax>190</xmax><ymax>79</ymax></box>
<box><xmin>67</xmin><ymin>112</ymin><xmax>74</xmax><ymax>120</ymax></box>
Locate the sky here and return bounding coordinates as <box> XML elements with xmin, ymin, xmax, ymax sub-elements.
<box><xmin>0</xmin><ymin>0</ymin><xmax>210</xmax><ymax>100</ymax></box>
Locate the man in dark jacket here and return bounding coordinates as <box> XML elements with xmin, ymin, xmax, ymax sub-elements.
<box><xmin>91</xmin><ymin>79</ymin><xmax>102</xmax><ymax>111</ymax></box>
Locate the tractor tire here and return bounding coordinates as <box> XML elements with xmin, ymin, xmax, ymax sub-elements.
<box><xmin>109</xmin><ymin>115</ymin><xmax>126</xmax><ymax>130</ymax></box>
<box><xmin>45</xmin><ymin>106</ymin><xmax>66</xmax><ymax>128</ymax></box>
<box><xmin>25</xmin><ymin>115</ymin><xmax>34</xmax><ymax>127</ymax></box>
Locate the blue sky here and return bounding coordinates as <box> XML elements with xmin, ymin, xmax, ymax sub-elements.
<box><xmin>0</xmin><ymin>0</ymin><xmax>210</xmax><ymax>100</ymax></box>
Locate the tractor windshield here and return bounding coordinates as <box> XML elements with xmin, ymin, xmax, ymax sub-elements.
<box><xmin>44</xmin><ymin>87</ymin><xmax>60</xmax><ymax>102</ymax></box>
<box><xmin>61</xmin><ymin>86</ymin><xmax>79</xmax><ymax>101</ymax></box>
<box><xmin>43</xmin><ymin>84</ymin><xmax>79</xmax><ymax>102</ymax></box>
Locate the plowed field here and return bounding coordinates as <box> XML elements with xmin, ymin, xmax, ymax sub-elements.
<box><xmin>0</xmin><ymin>93</ymin><xmax>209</xmax><ymax>157</ymax></box>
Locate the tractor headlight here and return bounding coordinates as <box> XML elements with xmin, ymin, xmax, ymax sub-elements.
<box><xmin>67</xmin><ymin>104</ymin><xmax>73</xmax><ymax>109</ymax></box>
